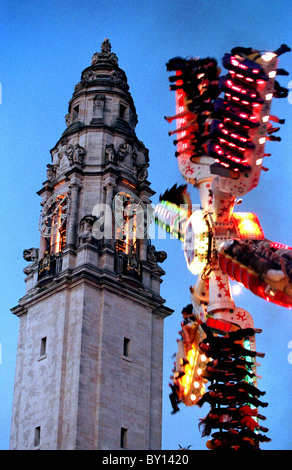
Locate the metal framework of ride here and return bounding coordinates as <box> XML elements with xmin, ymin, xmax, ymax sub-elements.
<box><xmin>156</xmin><ymin>44</ymin><xmax>291</xmax><ymax>450</ymax></box>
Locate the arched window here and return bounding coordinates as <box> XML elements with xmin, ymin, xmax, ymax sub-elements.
<box><xmin>113</xmin><ymin>191</ymin><xmax>145</xmax><ymax>256</ymax></box>
<box><xmin>39</xmin><ymin>192</ymin><xmax>69</xmax><ymax>255</ymax></box>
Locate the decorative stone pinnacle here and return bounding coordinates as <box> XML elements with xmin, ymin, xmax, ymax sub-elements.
<box><xmin>101</xmin><ymin>38</ymin><xmax>111</xmax><ymax>53</ymax></box>
<box><xmin>91</xmin><ymin>38</ymin><xmax>118</xmax><ymax>66</ymax></box>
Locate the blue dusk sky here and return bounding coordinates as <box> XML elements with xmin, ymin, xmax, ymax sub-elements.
<box><xmin>1</xmin><ymin>0</ymin><xmax>292</xmax><ymax>450</ymax></box>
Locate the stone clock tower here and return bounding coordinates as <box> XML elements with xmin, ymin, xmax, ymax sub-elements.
<box><xmin>10</xmin><ymin>39</ymin><xmax>172</xmax><ymax>450</ymax></box>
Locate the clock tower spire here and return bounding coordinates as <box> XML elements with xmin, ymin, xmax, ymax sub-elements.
<box><xmin>10</xmin><ymin>40</ymin><xmax>172</xmax><ymax>450</ymax></box>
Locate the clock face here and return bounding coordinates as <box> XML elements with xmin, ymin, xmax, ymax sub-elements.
<box><xmin>39</xmin><ymin>192</ymin><xmax>69</xmax><ymax>237</ymax></box>
<box><xmin>112</xmin><ymin>190</ymin><xmax>148</xmax><ymax>238</ymax></box>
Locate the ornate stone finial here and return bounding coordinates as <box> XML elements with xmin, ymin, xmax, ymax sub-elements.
<box><xmin>91</xmin><ymin>38</ymin><xmax>118</xmax><ymax>66</ymax></box>
<box><xmin>101</xmin><ymin>38</ymin><xmax>111</xmax><ymax>53</ymax></box>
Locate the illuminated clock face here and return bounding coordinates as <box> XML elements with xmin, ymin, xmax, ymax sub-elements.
<box><xmin>39</xmin><ymin>192</ymin><xmax>69</xmax><ymax>237</ymax></box>
<box><xmin>112</xmin><ymin>190</ymin><xmax>148</xmax><ymax>238</ymax></box>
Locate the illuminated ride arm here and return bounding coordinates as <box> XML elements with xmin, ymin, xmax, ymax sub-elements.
<box><xmin>209</xmin><ymin>51</ymin><xmax>280</xmax><ymax>199</ymax></box>
<box><xmin>218</xmin><ymin>238</ymin><xmax>292</xmax><ymax>308</ymax></box>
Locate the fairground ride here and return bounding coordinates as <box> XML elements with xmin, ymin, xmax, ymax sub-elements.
<box><xmin>156</xmin><ymin>44</ymin><xmax>291</xmax><ymax>450</ymax></box>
